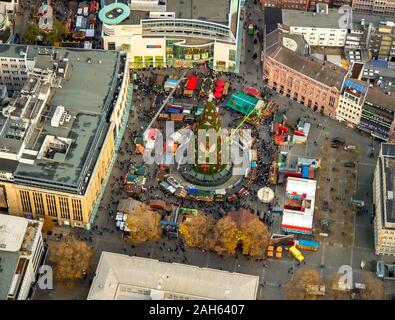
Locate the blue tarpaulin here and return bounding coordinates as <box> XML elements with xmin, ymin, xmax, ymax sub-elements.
<box><xmin>301</xmin><ymin>165</ymin><xmax>309</xmax><ymax>178</ymax></box>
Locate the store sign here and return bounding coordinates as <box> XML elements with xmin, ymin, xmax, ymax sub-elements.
<box><xmin>146</xmin><ymin>45</ymin><xmax>162</xmax><ymax>48</ymax></box>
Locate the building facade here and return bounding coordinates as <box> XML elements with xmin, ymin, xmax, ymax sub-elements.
<box><xmin>0</xmin><ymin>214</ymin><xmax>45</xmax><ymax>300</ymax></box>
<box><xmin>0</xmin><ymin>45</ymin><xmax>131</xmax><ymax>229</ymax></box>
<box><xmin>99</xmin><ymin>0</ymin><xmax>242</xmax><ymax>72</ymax></box>
<box><xmin>263</xmin><ymin>45</ymin><xmax>346</xmax><ymax>117</ymax></box>
<box><xmin>335</xmin><ymin>78</ymin><xmax>368</xmax><ymax>125</ymax></box>
<box><xmin>0</xmin><ymin>45</ymin><xmax>29</xmax><ymax>96</ymax></box>
<box><xmin>358</xmin><ymin>87</ymin><xmax>395</xmax><ymax>141</ymax></box>
<box><xmin>352</xmin><ymin>0</ymin><xmax>395</xmax><ymax>17</ymax></box>
<box><xmin>373</xmin><ymin>143</ymin><xmax>395</xmax><ymax>256</ymax></box>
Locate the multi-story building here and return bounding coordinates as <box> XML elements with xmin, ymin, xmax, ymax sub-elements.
<box><xmin>0</xmin><ymin>214</ymin><xmax>45</xmax><ymax>300</ymax></box>
<box><xmin>352</xmin><ymin>0</ymin><xmax>395</xmax><ymax>17</ymax></box>
<box><xmin>335</xmin><ymin>78</ymin><xmax>368</xmax><ymax>125</ymax></box>
<box><xmin>99</xmin><ymin>0</ymin><xmax>242</xmax><ymax>72</ymax></box>
<box><xmin>88</xmin><ymin>252</ymin><xmax>259</xmax><ymax>300</ymax></box>
<box><xmin>281</xmin><ymin>5</ymin><xmax>350</xmax><ymax>47</ymax></box>
<box><xmin>0</xmin><ymin>0</ymin><xmax>16</xmax><ymax>13</ymax></box>
<box><xmin>346</xmin><ymin>14</ymin><xmax>395</xmax><ymax>61</ymax></box>
<box><xmin>373</xmin><ymin>143</ymin><xmax>395</xmax><ymax>256</ymax></box>
<box><xmin>263</xmin><ymin>39</ymin><xmax>346</xmax><ymax>117</ymax></box>
<box><xmin>358</xmin><ymin>87</ymin><xmax>395</xmax><ymax>141</ymax></box>
<box><xmin>0</xmin><ymin>44</ymin><xmax>131</xmax><ymax>229</ymax></box>
<box><xmin>0</xmin><ymin>45</ymin><xmax>29</xmax><ymax>96</ymax></box>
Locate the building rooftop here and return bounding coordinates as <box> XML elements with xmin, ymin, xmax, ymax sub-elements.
<box><xmin>88</xmin><ymin>252</ymin><xmax>259</xmax><ymax>300</ymax></box>
<box><xmin>0</xmin><ymin>251</ymin><xmax>20</xmax><ymax>300</ymax></box>
<box><xmin>0</xmin><ymin>214</ymin><xmax>28</xmax><ymax>252</ymax></box>
<box><xmin>365</xmin><ymin>87</ymin><xmax>395</xmax><ymax>111</ymax></box>
<box><xmin>166</xmin><ymin>0</ymin><xmax>229</xmax><ymax>25</ymax></box>
<box><xmin>282</xmin><ymin>9</ymin><xmax>347</xmax><ymax>29</ymax></box>
<box><xmin>352</xmin><ymin>13</ymin><xmax>395</xmax><ymax>30</ymax></box>
<box><xmin>362</xmin><ymin>61</ymin><xmax>395</xmax><ymax>94</ymax></box>
<box><xmin>269</xmin><ymin>46</ymin><xmax>346</xmax><ymax>90</ymax></box>
<box><xmin>103</xmin><ymin>0</ymin><xmax>231</xmax><ymax>26</ymax></box>
<box><xmin>0</xmin><ymin>44</ymin><xmax>27</xmax><ymax>58</ymax></box>
<box><xmin>0</xmin><ymin>45</ymin><xmax>126</xmax><ymax>194</ymax></box>
<box><xmin>379</xmin><ymin>143</ymin><xmax>395</xmax><ymax>225</ymax></box>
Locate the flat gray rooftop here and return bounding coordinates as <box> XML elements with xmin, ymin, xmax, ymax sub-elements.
<box><xmin>282</xmin><ymin>9</ymin><xmax>346</xmax><ymax>28</ymax></box>
<box><xmin>0</xmin><ymin>251</ymin><xmax>20</xmax><ymax>300</ymax></box>
<box><xmin>0</xmin><ymin>45</ymin><xmax>125</xmax><ymax>194</ymax></box>
<box><xmin>380</xmin><ymin>143</ymin><xmax>395</xmax><ymax>224</ymax></box>
<box><xmin>0</xmin><ymin>44</ymin><xmax>27</xmax><ymax>58</ymax></box>
<box><xmin>120</xmin><ymin>10</ymin><xmax>149</xmax><ymax>25</ymax></box>
<box><xmin>166</xmin><ymin>0</ymin><xmax>230</xmax><ymax>25</ymax></box>
<box><xmin>15</xmin><ymin>48</ymin><xmax>121</xmax><ymax>192</ymax></box>
<box><xmin>353</xmin><ymin>13</ymin><xmax>395</xmax><ymax>30</ymax></box>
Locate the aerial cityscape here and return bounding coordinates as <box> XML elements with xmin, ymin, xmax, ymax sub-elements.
<box><xmin>1</xmin><ymin>0</ymin><xmax>395</xmax><ymax>304</ymax></box>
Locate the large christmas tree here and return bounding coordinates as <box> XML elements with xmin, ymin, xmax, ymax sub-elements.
<box><xmin>193</xmin><ymin>96</ymin><xmax>226</xmax><ymax>174</ymax></box>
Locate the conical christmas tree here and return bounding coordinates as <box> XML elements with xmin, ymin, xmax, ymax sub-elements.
<box><xmin>193</xmin><ymin>95</ymin><xmax>226</xmax><ymax>174</ymax></box>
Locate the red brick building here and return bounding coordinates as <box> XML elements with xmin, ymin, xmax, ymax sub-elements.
<box><xmin>263</xmin><ymin>46</ymin><xmax>347</xmax><ymax>117</ymax></box>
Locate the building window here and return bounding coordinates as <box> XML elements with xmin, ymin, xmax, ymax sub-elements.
<box><xmin>33</xmin><ymin>192</ymin><xmax>44</xmax><ymax>215</ymax></box>
<box><xmin>20</xmin><ymin>190</ymin><xmax>32</xmax><ymax>213</ymax></box>
<box><xmin>72</xmin><ymin>199</ymin><xmax>83</xmax><ymax>221</ymax></box>
<box><xmin>229</xmin><ymin>49</ymin><xmax>236</xmax><ymax>62</ymax></box>
<box><xmin>59</xmin><ymin>197</ymin><xmax>70</xmax><ymax>219</ymax></box>
<box><xmin>46</xmin><ymin>194</ymin><xmax>58</xmax><ymax>217</ymax></box>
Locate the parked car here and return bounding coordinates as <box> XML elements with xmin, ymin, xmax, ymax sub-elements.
<box><xmin>344</xmin><ymin>162</ymin><xmax>356</xmax><ymax>167</ymax></box>
<box><xmin>323</xmin><ymin>200</ymin><xmax>329</xmax><ymax>211</ymax></box>
<box><xmin>332</xmin><ymin>137</ymin><xmax>345</xmax><ymax>145</ymax></box>
<box><xmin>331</xmin><ymin>143</ymin><xmax>340</xmax><ymax>148</ymax></box>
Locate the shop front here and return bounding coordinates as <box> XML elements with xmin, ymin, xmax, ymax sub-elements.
<box><xmin>166</xmin><ymin>40</ymin><xmax>214</xmax><ymax>69</ymax></box>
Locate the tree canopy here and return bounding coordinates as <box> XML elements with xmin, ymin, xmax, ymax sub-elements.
<box><xmin>126</xmin><ymin>204</ymin><xmax>162</xmax><ymax>243</ymax></box>
<box><xmin>49</xmin><ymin>236</ymin><xmax>93</xmax><ymax>287</ymax></box>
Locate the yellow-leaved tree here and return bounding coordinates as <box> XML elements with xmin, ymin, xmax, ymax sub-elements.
<box><xmin>212</xmin><ymin>216</ymin><xmax>240</xmax><ymax>255</ymax></box>
<box><xmin>49</xmin><ymin>235</ymin><xmax>93</xmax><ymax>287</ymax></box>
<box><xmin>179</xmin><ymin>214</ymin><xmax>215</xmax><ymax>250</ymax></box>
<box><xmin>240</xmin><ymin>217</ymin><xmax>270</xmax><ymax>257</ymax></box>
<box><xmin>126</xmin><ymin>204</ymin><xmax>162</xmax><ymax>243</ymax></box>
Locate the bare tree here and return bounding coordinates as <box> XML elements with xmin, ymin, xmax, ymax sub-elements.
<box><xmin>285</xmin><ymin>268</ymin><xmax>325</xmax><ymax>300</ymax></box>
<box><xmin>359</xmin><ymin>271</ymin><xmax>385</xmax><ymax>300</ymax></box>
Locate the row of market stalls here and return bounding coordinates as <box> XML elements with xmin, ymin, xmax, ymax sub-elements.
<box><xmin>271</xmin><ymin>111</ymin><xmax>311</xmax><ymax>145</ymax></box>
<box><xmin>280</xmin><ymin>177</ymin><xmax>317</xmax><ymax>235</ymax></box>
<box><xmin>154</xmin><ymin>73</ymin><xmax>230</xmax><ymax>100</ymax></box>
<box><xmin>265</xmin><ymin>109</ymin><xmax>321</xmax><ymax>236</ymax></box>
